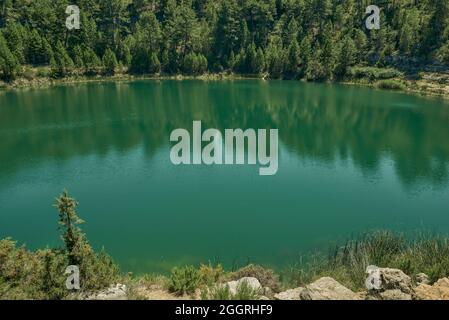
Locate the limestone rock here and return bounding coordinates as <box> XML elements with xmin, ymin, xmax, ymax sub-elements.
<box><xmin>415</xmin><ymin>278</ymin><xmax>449</xmax><ymax>300</ymax></box>
<box><xmin>87</xmin><ymin>284</ymin><xmax>127</xmax><ymax>300</ymax></box>
<box><xmin>300</xmin><ymin>277</ymin><xmax>359</xmax><ymax>300</ymax></box>
<box><xmin>415</xmin><ymin>273</ymin><xmax>430</xmax><ymax>286</ymax></box>
<box><xmin>274</xmin><ymin>287</ymin><xmax>304</xmax><ymax>300</ymax></box>
<box><xmin>368</xmin><ymin>289</ymin><xmax>412</xmax><ymax>300</ymax></box>
<box><xmin>226</xmin><ymin>277</ymin><xmax>262</xmax><ymax>296</ymax></box>
<box><xmin>369</xmin><ymin>267</ymin><xmax>414</xmax><ymax>294</ymax></box>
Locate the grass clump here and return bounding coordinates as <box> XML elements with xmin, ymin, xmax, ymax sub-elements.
<box><xmin>285</xmin><ymin>230</ymin><xmax>449</xmax><ymax>291</ymax></box>
<box><xmin>202</xmin><ymin>280</ymin><xmax>260</xmax><ymax>300</ymax></box>
<box><xmin>168</xmin><ymin>265</ymin><xmax>201</xmax><ymax>295</ymax></box>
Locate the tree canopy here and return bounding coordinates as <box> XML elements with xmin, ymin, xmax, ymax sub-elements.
<box><xmin>0</xmin><ymin>0</ymin><xmax>448</xmax><ymax>81</ymax></box>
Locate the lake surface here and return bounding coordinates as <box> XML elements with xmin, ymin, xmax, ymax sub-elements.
<box><xmin>1</xmin><ymin>80</ymin><xmax>449</xmax><ymax>274</ymax></box>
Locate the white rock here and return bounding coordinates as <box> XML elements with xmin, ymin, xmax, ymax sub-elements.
<box><xmin>225</xmin><ymin>277</ymin><xmax>262</xmax><ymax>296</ymax></box>
<box><xmin>369</xmin><ymin>268</ymin><xmax>414</xmax><ymax>294</ymax></box>
<box><xmin>274</xmin><ymin>287</ymin><xmax>304</xmax><ymax>300</ymax></box>
<box><xmin>300</xmin><ymin>277</ymin><xmax>359</xmax><ymax>300</ymax></box>
<box><xmin>416</xmin><ymin>273</ymin><xmax>430</xmax><ymax>286</ymax></box>
<box><xmin>87</xmin><ymin>284</ymin><xmax>128</xmax><ymax>300</ymax></box>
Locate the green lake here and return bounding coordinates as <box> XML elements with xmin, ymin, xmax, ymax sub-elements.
<box><xmin>1</xmin><ymin>80</ymin><xmax>449</xmax><ymax>274</ymax></box>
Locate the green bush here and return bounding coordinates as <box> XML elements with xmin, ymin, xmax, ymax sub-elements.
<box><xmin>376</xmin><ymin>79</ymin><xmax>407</xmax><ymax>90</ymax></box>
<box><xmin>348</xmin><ymin>67</ymin><xmax>403</xmax><ymax>81</ymax></box>
<box><xmin>198</xmin><ymin>263</ymin><xmax>224</xmax><ymax>286</ymax></box>
<box><xmin>0</xmin><ymin>191</ymin><xmax>119</xmax><ymax>299</ymax></box>
<box><xmin>168</xmin><ymin>265</ymin><xmax>201</xmax><ymax>295</ymax></box>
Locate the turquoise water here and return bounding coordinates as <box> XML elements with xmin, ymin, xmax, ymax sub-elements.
<box><xmin>1</xmin><ymin>80</ymin><xmax>449</xmax><ymax>273</ymax></box>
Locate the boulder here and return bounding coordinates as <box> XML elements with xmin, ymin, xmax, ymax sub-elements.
<box><xmin>300</xmin><ymin>277</ymin><xmax>359</xmax><ymax>300</ymax></box>
<box><xmin>365</xmin><ymin>267</ymin><xmax>416</xmax><ymax>300</ymax></box>
<box><xmin>368</xmin><ymin>267</ymin><xmax>414</xmax><ymax>294</ymax></box>
<box><xmin>368</xmin><ymin>289</ymin><xmax>412</xmax><ymax>300</ymax></box>
<box><xmin>415</xmin><ymin>278</ymin><xmax>449</xmax><ymax>300</ymax></box>
<box><xmin>415</xmin><ymin>273</ymin><xmax>430</xmax><ymax>286</ymax></box>
<box><xmin>274</xmin><ymin>287</ymin><xmax>304</xmax><ymax>300</ymax></box>
<box><xmin>226</xmin><ymin>277</ymin><xmax>262</xmax><ymax>296</ymax></box>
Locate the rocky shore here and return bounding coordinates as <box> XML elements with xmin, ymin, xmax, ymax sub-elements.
<box><xmin>84</xmin><ymin>267</ymin><xmax>449</xmax><ymax>301</ymax></box>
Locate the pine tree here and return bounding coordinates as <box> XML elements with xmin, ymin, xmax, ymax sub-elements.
<box><xmin>335</xmin><ymin>35</ymin><xmax>357</xmax><ymax>78</ymax></box>
<box><xmin>253</xmin><ymin>48</ymin><xmax>265</xmax><ymax>74</ymax></box>
<box><xmin>72</xmin><ymin>45</ymin><xmax>84</xmax><ymax>69</ymax></box>
<box><xmin>0</xmin><ymin>33</ymin><xmax>20</xmax><ymax>81</ymax></box>
<box><xmin>148</xmin><ymin>52</ymin><xmax>161</xmax><ymax>74</ymax></box>
<box><xmin>54</xmin><ymin>191</ymin><xmax>89</xmax><ymax>266</ymax></box>
<box><xmin>117</xmin><ymin>42</ymin><xmax>131</xmax><ymax>67</ymax></box>
<box><xmin>102</xmin><ymin>48</ymin><xmax>118</xmax><ymax>75</ymax></box>
<box><xmin>299</xmin><ymin>35</ymin><xmax>313</xmax><ymax>77</ymax></box>
<box><xmin>51</xmin><ymin>41</ymin><xmax>74</xmax><ymax>78</ymax></box>
<box><xmin>3</xmin><ymin>22</ymin><xmax>25</xmax><ymax>64</ymax></box>
<box><xmin>83</xmin><ymin>48</ymin><xmax>101</xmax><ymax>75</ymax></box>
<box><xmin>286</xmin><ymin>39</ymin><xmax>300</xmax><ymax>78</ymax></box>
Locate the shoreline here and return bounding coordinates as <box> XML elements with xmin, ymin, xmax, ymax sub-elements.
<box><xmin>2</xmin><ymin>230</ymin><xmax>449</xmax><ymax>300</ymax></box>
<box><xmin>1</xmin><ymin>70</ymin><xmax>448</xmax><ymax>101</ymax></box>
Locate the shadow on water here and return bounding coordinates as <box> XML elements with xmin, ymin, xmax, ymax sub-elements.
<box><xmin>1</xmin><ymin>80</ymin><xmax>449</xmax><ymax>189</ymax></box>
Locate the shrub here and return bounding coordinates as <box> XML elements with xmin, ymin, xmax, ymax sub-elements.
<box><xmin>229</xmin><ymin>264</ymin><xmax>281</xmax><ymax>292</ymax></box>
<box><xmin>348</xmin><ymin>67</ymin><xmax>403</xmax><ymax>81</ymax></box>
<box><xmin>182</xmin><ymin>53</ymin><xmax>208</xmax><ymax>75</ymax></box>
<box><xmin>0</xmin><ymin>239</ymin><xmax>67</xmax><ymax>299</ymax></box>
<box><xmin>168</xmin><ymin>265</ymin><xmax>201</xmax><ymax>295</ymax></box>
<box><xmin>376</xmin><ymin>79</ymin><xmax>407</xmax><ymax>90</ymax></box>
<box><xmin>0</xmin><ymin>191</ymin><xmax>119</xmax><ymax>299</ymax></box>
<box><xmin>198</xmin><ymin>263</ymin><xmax>224</xmax><ymax>286</ymax></box>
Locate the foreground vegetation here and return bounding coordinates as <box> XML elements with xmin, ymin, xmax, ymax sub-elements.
<box><xmin>1</xmin><ymin>192</ymin><xmax>449</xmax><ymax>299</ymax></box>
<box><xmin>0</xmin><ymin>0</ymin><xmax>448</xmax><ymax>94</ymax></box>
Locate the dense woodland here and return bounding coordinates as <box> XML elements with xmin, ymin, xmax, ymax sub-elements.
<box><xmin>0</xmin><ymin>0</ymin><xmax>448</xmax><ymax>82</ymax></box>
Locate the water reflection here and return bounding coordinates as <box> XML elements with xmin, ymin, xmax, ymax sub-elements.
<box><xmin>1</xmin><ymin>80</ymin><xmax>449</xmax><ymax>189</ymax></box>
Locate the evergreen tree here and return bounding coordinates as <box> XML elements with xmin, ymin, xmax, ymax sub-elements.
<box><xmin>71</xmin><ymin>45</ymin><xmax>84</xmax><ymax>69</ymax></box>
<box><xmin>102</xmin><ymin>48</ymin><xmax>118</xmax><ymax>75</ymax></box>
<box><xmin>335</xmin><ymin>35</ymin><xmax>357</xmax><ymax>78</ymax></box>
<box><xmin>148</xmin><ymin>52</ymin><xmax>161</xmax><ymax>74</ymax></box>
<box><xmin>299</xmin><ymin>35</ymin><xmax>313</xmax><ymax>77</ymax></box>
<box><xmin>3</xmin><ymin>22</ymin><xmax>25</xmax><ymax>64</ymax></box>
<box><xmin>0</xmin><ymin>33</ymin><xmax>20</xmax><ymax>81</ymax></box>
<box><xmin>83</xmin><ymin>48</ymin><xmax>101</xmax><ymax>75</ymax></box>
<box><xmin>54</xmin><ymin>191</ymin><xmax>88</xmax><ymax>266</ymax></box>
<box><xmin>51</xmin><ymin>41</ymin><xmax>74</xmax><ymax>78</ymax></box>
<box><xmin>285</xmin><ymin>39</ymin><xmax>300</xmax><ymax>78</ymax></box>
